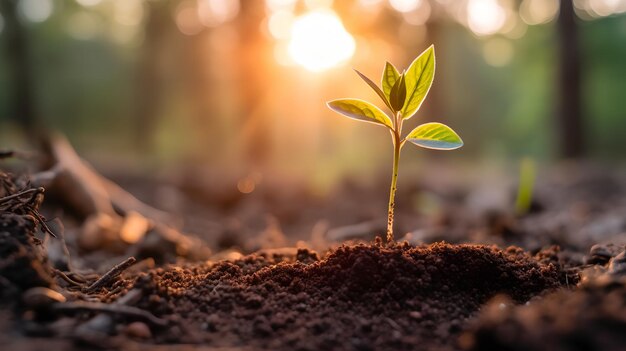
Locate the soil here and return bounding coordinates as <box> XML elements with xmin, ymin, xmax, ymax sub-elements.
<box><xmin>1</xmin><ymin>160</ymin><xmax>625</xmax><ymax>351</ymax></box>
<box><xmin>463</xmin><ymin>277</ymin><xmax>626</xmax><ymax>351</ymax></box>
<box><xmin>131</xmin><ymin>242</ymin><xmax>566</xmax><ymax>350</ymax></box>
<box><xmin>0</xmin><ymin>174</ymin><xmax>54</xmax><ymax>302</ymax></box>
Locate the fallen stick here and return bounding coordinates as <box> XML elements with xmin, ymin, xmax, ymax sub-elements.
<box><xmin>84</xmin><ymin>257</ymin><xmax>136</xmax><ymax>293</ymax></box>
<box><xmin>38</xmin><ymin>133</ymin><xmax>172</xmax><ymax>222</ymax></box>
<box><xmin>0</xmin><ymin>187</ymin><xmax>44</xmax><ymax>205</ymax></box>
<box><xmin>53</xmin><ymin>269</ymin><xmax>84</xmax><ymax>288</ymax></box>
<box><xmin>29</xmin><ymin>209</ymin><xmax>57</xmax><ymax>238</ymax></box>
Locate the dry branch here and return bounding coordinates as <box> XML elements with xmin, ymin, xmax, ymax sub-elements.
<box><xmin>0</xmin><ymin>187</ymin><xmax>43</xmax><ymax>204</ymax></box>
<box><xmin>84</xmin><ymin>257</ymin><xmax>136</xmax><ymax>293</ymax></box>
<box><xmin>37</xmin><ymin>133</ymin><xmax>172</xmax><ymax>222</ymax></box>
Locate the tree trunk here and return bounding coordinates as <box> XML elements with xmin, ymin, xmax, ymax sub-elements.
<box><xmin>134</xmin><ymin>1</ymin><xmax>169</xmax><ymax>151</ymax></box>
<box><xmin>234</xmin><ymin>1</ymin><xmax>271</xmax><ymax>167</ymax></box>
<box><xmin>1</xmin><ymin>0</ymin><xmax>38</xmax><ymax>132</ymax></box>
<box><xmin>556</xmin><ymin>0</ymin><xmax>585</xmax><ymax>158</ymax></box>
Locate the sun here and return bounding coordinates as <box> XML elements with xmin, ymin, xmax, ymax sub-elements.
<box><xmin>287</xmin><ymin>10</ymin><xmax>356</xmax><ymax>72</ymax></box>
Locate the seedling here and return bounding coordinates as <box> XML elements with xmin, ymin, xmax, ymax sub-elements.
<box><xmin>514</xmin><ymin>157</ymin><xmax>536</xmax><ymax>215</ymax></box>
<box><xmin>327</xmin><ymin>45</ymin><xmax>463</xmax><ymax>242</ymax></box>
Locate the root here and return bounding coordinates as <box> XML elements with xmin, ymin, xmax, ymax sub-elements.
<box><xmin>37</xmin><ymin>133</ymin><xmax>172</xmax><ymax>222</ymax></box>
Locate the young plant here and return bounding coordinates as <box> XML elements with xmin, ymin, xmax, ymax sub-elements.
<box><xmin>327</xmin><ymin>45</ymin><xmax>463</xmax><ymax>243</ymax></box>
<box><xmin>514</xmin><ymin>157</ymin><xmax>536</xmax><ymax>216</ymax></box>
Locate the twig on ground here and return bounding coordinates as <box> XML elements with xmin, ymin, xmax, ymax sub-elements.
<box><xmin>103</xmin><ymin>285</ymin><xmax>125</xmax><ymax>300</ymax></box>
<box><xmin>51</xmin><ymin>301</ymin><xmax>167</xmax><ymax>327</ymax></box>
<box><xmin>84</xmin><ymin>257</ymin><xmax>136</xmax><ymax>293</ymax></box>
<box><xmin>0</xmin><ymin>187</ymin><xmax>44</xmax><ymax>205</ymax></box>
<box><xmin>53</xmin><ymin>269</ymin><xmax>85</xmax><ymax>288</ymax></box>
<box><xmin>29</xmin><ymin>209</ymin><xmax>57</xmax><ymax>238</ymax></box>
<box><xmin>69</xmin><ymin>271</ymin><xmax>99</xmax><ymax>281</ymax></box>
<box><xmin>39</xmin><ymin>133</ymin><xmax>173</xmax><ymax>222</ymax></box>
<box><xmin>73</xmin><ymin>289</ymin><xmax>145</xmax><ymax>338</ymax></box>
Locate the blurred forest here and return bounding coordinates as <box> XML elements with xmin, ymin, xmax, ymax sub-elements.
<box><xmin>0</xmin><ymin>0</ymin><xmax>625</xmax><ymax>187</ymax></box>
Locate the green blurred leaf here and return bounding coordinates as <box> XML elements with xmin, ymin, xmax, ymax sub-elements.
<box><xmin>382</xmin><ymin>62</ymin><xmax>400</xmax><ymax>100</ymax></box>
<box><xmin>406</xmin><ymin>122</ymin><xmax>463</xmax><ymax>150</ymax></box>
<box><xmin>401</xmin><ymin>45</ymin><xmax>435</xmax><ymax>119</ymax></box>
<box><xmin>354</xmin><ymin>69</ymin><xmax>393</xmax><ymax>111</ymax></box>
<box><xmin>515</xmin><ymin>157</ymin><xmax>536</xmax><ymax>215</ymax></box>
<box><xmin>389</xmin><ymin>73</ymin><xmax>406</xmax><ymax>112</ymax></box>
<box><xmin>327</xmin><ymin>99</ymin><xmax>393</xmax><ymax>128</ymax></box>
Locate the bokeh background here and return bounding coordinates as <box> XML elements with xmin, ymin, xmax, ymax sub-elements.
<box><xmin>0</xmin><ymin>0</ymin><xmax>625</xmax><ymax>190</ymax></box>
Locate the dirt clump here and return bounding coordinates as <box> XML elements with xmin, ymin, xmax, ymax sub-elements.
<box><xmin>0</xmin><ymin>172</ymin><xmax>54</xmax><ymax>304</ymax></box>
<box><xmin>134</xmin><ymin>241</ymin><xmax>568</xmax><ymax>350</ymax></box>
<box><xmin>463</xmin><ymin>278</ymin><xmax>626</xmax><ymax>351</ymax></box>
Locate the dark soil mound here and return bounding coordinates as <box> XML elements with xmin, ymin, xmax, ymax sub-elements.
<box><xmin>0</xmin><ymin>173</ymin><xmax>54</xmax><ymax>303</ymax></box>
<box><xmin>135</xmin><ymin>242</ymin><xmax>567</xmax><ymax>350</ymax></box>
<box><xmin>463</xmin><ymin>276</ymin><xmax>626</xmax><ymax>351</ymax></box>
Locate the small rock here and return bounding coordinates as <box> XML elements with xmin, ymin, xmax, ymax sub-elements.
<box><xmin>124</xmin><ymin>322</ymin><xmax>152</xmax><ymax>339</ymax></box>
<box><xmin>409</xmin><ymin>311</ymin><xmax>422</xmax><ymax>320</ymax></box>
<box><xmin>22</xmin><ymin>287</ymin><xmax>66</xmax><ymax>308</ymax></box>
<box><xmin>608</xmin><ymin>251</ymin><xmax>626</xmax><ymax>276</ymax></box>
<box><xmin>119</xmin><ymin>211</ymin><xmax>150</xmax><ymax>244</ymax></box>
<box><xmin>586</xmin><ymin>244</ymin><xmax>618</xmax><ymax>265</ymax></box>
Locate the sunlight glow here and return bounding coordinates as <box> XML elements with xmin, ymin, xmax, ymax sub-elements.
<box><xmin>113</xmin><ymin>0</ymin><xmax>144</xmax><ymax>27</ymax></box>
<box><xmin>467</xmin><ymin>0</ymin><xmax>506</xmax><ymax>36</ymax></box>
<box><xmin>359</xmin><ymin>0</ymin><xmax>385</xmax><ymax>6</ymax></box>
<box><xmin>519</xmin><ymin>0</ymin><xmax>559</xmax><ymax>25</ymax></box>
<box><xmin>66</xmin><ymin>11</ymin><xmax>100</xmax><ymax>40</ymax></box>
<box><xmin>19</xmin><ymin>0</ymin><xmax>53</xmax><ymax>23</ymax></box>
<box><xmin>402</xmin><ymin>0</ymin><xmax>431</xmax><ymax>25</ymax></box>
<box><xmin>287</xmin><ymin>10</ymin><xmax>356</xmax><ymax>72</ymax></box>
<box><xmin>198</xmin><ymin>0</ymin><xmax>240</xmax><ymax>27</ymax></box>
<box><xmin>75</xmin><ymin>0</ymin><xmax>102</xmax><ymax>6</ymax></box>
<box><xmin>175</xmin><ymin>2</ymin><xmax>204</xmax><ymax>36</ymax></box>
<box><xmin>268</xmin><ymin>10</ymin><xmax>294</xmax><ymax>39</ymax></box>
<box><xmin>305</xmin><ymin>0</ymin><xmax>334</xmax><ymax>9</ymax></box>
<box><xmin>266</xmin><ymin>0</ymin><xmax>298</xmax><ymax>12</ymax></box>
<box><xmin>483</xmin><ymin>38</ymin><xmax>514</xmax><ymax>67</ymax></box>
<box><xmin>588</xmin><ymin>0</ymin><xmax>626</xmax><ymax>16</ymax></box>
<box><xmin>389</xmin><ymin>0</ymin><xmax>422</xmax><ymax>13</ymax></box>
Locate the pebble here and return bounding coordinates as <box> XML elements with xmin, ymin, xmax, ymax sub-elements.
<box><xmin>22</xmin><ymin>287</ymin><xmax>66</xmax><ymax>308</ymax></box>
<box><xmin>586</xmin><ymin>244</ymin><xmax>620</xmax><ymax>265</ymax></box>
<box><xmin>608</xmin><ymin>251</ymin><xmax>626</xmax><ymax>276</ymax></box>
<box><xmin>124</xmin><ymin>322</ymin><xmax>152</xmax><ymax>339</ymax></box>
<box><xmin>409</xmin><ymin>311</ymin><xmax>422</xmax><ymax>320</ymax></box>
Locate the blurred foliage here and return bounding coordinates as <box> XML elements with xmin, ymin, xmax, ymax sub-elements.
<box><xmin>0</xmin><ymin>0</ymin><xmax>624</xmax><ymax>179</ymax></box>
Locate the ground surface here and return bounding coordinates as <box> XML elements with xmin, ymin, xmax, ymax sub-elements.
<box><xmin>132</xmin><ymin>242</ymin><xmax>564</xmax><ymax>350</ymax></box>
<box><xmin>1</xmin><ymin>157</ymin><xmax>625</xmax><ymax>351</ymax></box>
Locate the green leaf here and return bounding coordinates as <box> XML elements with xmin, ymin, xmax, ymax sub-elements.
<box><xmin>401</xmin><ymin>45</ymin><xmax>435</xmax><ymax>120</ymax></box>
<box><xmin>353</xmin><ymin>69</ymin><xmax>393</xmax><ymax>111</ymax></box>
<box><xmin>327</xmin><ymin>99</ymin><xmax>393</xmax><ymax>129</ymax></box>
<box><xmin>389</xmin><ymin>72</ymin><xmax>406</xmax><ymax>112</ymax></box>
<box><xmin>406</xmin><ymin>122</ymin><xmax>463</xmax><ymax>150</ymax></box>
<box><xmin>382</xmin><ymin>62</ymin><xmax>400</xmax><ymax>100</ymax></box>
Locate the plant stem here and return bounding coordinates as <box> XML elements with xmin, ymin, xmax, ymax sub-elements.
<box><xmin>386</xmin><ymin>113</ymin><xmax>402</xmax><ymax>243</ymax></box>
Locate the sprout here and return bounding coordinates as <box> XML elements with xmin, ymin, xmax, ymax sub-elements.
<box><xmin>515</xmin><ymin>157</ymin><xmax>536</xmax><ymax>216</ymax></box>
<box><xmin>327</xmin><ymin>45</ymin><xmax>463</xmax><ymax>242</ymax></box>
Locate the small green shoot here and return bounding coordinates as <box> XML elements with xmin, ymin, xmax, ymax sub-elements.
<box><xmin>514</xmin><ymin>157</ymin><xmax>536</xmax><ymax>216</ymax></box>
<box><xmin>327</xmin><ymin>45</ymin><xmax>463</xmax><ymax>243</ymax></box>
